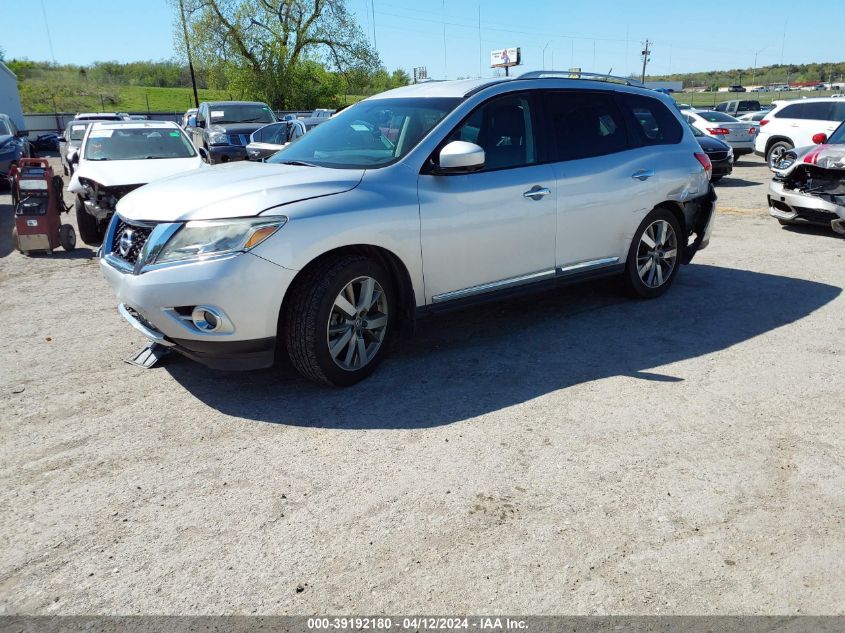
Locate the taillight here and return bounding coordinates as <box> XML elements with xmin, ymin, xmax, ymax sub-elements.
<box><xmin>694</xmin><ymin>152</ymin><xmax>712</xmax><ymax>180</ymax></box>
<box><xmin>759</xmin><ymin>119</ymin><xmax>770</xmax><ymax>126</ymax></box>
<box><xmin>749</xmin><ymin>127</ymin><xmax>757</xmax><ymax>135</ymax></box>
<box><xmin>707</xmin><ymin>127</ymin><xmax>731</xmax><ymax>135</ymax></box>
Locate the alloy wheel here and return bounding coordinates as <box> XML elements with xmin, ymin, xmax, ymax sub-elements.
<box><xmin>636</xmin><ymin>219</ymin><xmax>678</xmax><ymax>289</ymax></box>
<box><xmin>326</xmin><ymin>276</ymin><xmax>389</xmax><ymax>371</ymax></box>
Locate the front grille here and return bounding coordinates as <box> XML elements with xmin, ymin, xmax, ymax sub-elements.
<box><xmin>228</xmin><ymin>133</ymin><xmax>249</xmax><ymax>146</ymax></box>
<box><xmin>708</xmin><ymin>150</ymin><xmax>729</xmax><ymax>161</ymax></box>
<box><xmin>111</xmin><ymin>219</ymin><xmax>154</xmax><ymax>265</ymax></box>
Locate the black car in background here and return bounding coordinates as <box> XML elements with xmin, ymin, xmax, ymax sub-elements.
<box><xmin>0</xmin><ymin>113</ymin><xmax>31</xmax><ymax>179</ymax></box>
<box><xmin>691</xmin><ymin>125</ymin><xmax>733</xmax><ymax>182</ymax></box>
<box><xmin>186</xmin><ymin>101</ymin><xmax>277</xmax><ymax>164</ymax></box>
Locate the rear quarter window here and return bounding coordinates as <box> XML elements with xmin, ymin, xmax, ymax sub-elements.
<box><xmin>619</xmin><ymin>94</ymin><xmax>683</xmax><ymax>146</ymax></box>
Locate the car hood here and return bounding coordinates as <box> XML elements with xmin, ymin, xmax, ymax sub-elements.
<box><xmin>114</xmin><ymin>160</ymin><xmax>365</xmax><ymax>222</ymax></box>
<box><xmin>68</xmin><ymin>157</ymin><xmax>203</xmax><ymax>193</ymax></box>
<box><xmin>773</xmin><ymin>143</ymin><xmax>845</xmax><ymax>177</ymax></box>
<box><xmin>0</xmin><ymin>134</ymin><xmax>14</xmax><ymax>149</ymax></box>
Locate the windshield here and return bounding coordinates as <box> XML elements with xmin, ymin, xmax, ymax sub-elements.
<box><xmin>696</xmin><ymin>111</ymin><xmax>738</xmax><ymax>123</ymax></box>
<box><xmin>83</xmin><ymin>127</ymin><xmax>197</xmax><ymax>161</ymax></box>
<box><xmin>828</xmin><ymin>121</ymin><xmax>845</xmax><ymax>144</ymax></box>
<box><xmin>268</xmin><ymin>97</ymin><xmax>460</xmax><ymax>168</ymax></box>
<box><xmin>208</xmin><ymin>104</ymin><xmax>276</xmax><ymax>124</ymax></box>
<box><xmin>68</xmin><ymin>123</ymin><xmax>89</xmax><ymax>141</ymax></box>
<box><xmin>0</xmin><ymin>120</ymin><xmax>10</xmax><ymax>135</ymax></box>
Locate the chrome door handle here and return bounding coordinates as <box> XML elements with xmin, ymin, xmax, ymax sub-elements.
<box><xmin>632</xmin><ymin>169</ymin><xmax>655</xmax><ymax>181</ymax></box>
<box><xmin>523</xmin><ymin>186</ymin><xmax>551</xmax><ymax>200</ymax></box>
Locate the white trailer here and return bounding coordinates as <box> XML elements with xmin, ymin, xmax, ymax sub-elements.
<box><xmin>0</xmin><ymin>62</ymin><xmax>25</xmax><ymax>131</ymax></box>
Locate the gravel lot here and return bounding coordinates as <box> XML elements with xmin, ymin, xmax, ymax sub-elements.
<box><xmin>1</xmin><ymin>155</ymin><xmax>843</xmax><ymax>615</ymax></box>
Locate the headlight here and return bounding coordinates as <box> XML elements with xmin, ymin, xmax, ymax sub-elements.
<box><xmin>154</xmin><ymin>217</ymin><xmax>287</xmax><ymax>264</ymax></box>
<box><xmin>208</xmin><ymin>130</ymin><xmax>229</xmax><ymax>145</ymax></box>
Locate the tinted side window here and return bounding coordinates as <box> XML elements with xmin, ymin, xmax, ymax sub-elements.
<box><xmin>833</xmin><ymin>102</ymin><xmax>845</xmax><ymax>122</ymax></box>
<box><xmin>715</xmin><ymin>103</ymin><xmax>727</xmax><ymax>112</ymax></box>
<box><xmin>802</xmin><ymin>102</ymin><xmax>834</xmax><ymax>120</ymax></box>
<box><xmin>776</xmin><ymin>103</ymin><xmax>802</xmax><ymax>119</ymax></box>
<box><xmin>254</xmin><ymin>123</ymin><xmax>285</xmax><ymax>144</ymax></box>
<box><xmin>546</xmin><ymin>91</ymin><xmax>629</xmax><ymax>160</ymax></box>
<box><xmin>620</xmin><ymin>94</ymin><xmax>683</xmax><ymax>146</ymax></box>
<box><xmin>451</xmin><ymin>94</ymin><xmax>537</xmax><ymax>170</ymax></box>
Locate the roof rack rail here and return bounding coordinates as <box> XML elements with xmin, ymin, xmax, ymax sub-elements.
<box><xmin>516</xmin><ymin>71</ymin><xmax>644</xmax><ymax>87</ymax></box>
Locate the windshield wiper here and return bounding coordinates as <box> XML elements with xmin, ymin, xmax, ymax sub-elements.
<box><xmin>278</xmin><ymin>160</ymin><xmax>317</xmax><ymax>167</ymax></box>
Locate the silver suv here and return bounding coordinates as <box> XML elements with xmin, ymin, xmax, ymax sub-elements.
<box><xmin>100</xmin><ymin>73</ymin><xmax>716</xmax><ymax>386</ymax></box>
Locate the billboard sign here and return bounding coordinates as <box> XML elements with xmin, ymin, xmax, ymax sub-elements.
<box><xmin>490</xmin><ymin>47</ymin><xmax>520</xmax><ymax>68</ymax></box>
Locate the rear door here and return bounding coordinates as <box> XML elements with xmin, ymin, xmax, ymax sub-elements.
<box><xmin>546</xmin><ymin>90</ymin><xmax>657</xmax><ymax>269</ymax></box>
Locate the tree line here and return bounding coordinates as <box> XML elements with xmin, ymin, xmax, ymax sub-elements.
<box><xmin>647</xmin><ymin>62</ymin><xmax>845</xmax><ymax>89</ymax></box>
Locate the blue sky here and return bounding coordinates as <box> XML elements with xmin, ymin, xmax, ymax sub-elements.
<box><xmin>5</xmin><ymin>0</ymin><xmax>844</xmax><ymax>79</ymax></box>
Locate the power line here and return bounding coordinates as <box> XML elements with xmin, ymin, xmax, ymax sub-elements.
<box><xmin>39</xmin><ymin>0</ymin><xmax>57</xmax><ymax>64</ymax></box>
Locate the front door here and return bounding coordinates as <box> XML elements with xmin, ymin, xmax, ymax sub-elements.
<box><xmin>418</xmin><ymin>93</ymin><xmax>557</xmax><ymax>303</ymax></box>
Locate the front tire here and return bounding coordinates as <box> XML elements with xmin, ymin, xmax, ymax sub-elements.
<box><xmin>767</xmin><ymin>140</ymin><xmax>793</xmax><ymax>169</ymax></box>
<box><xmin>284</xmin><ymin>255</ymin><xmax>394</xmax><ymax>387</ymax></box>
<box><xmin>623</xmin><ymin>208</ymin><xmax>683</xmax><ymax>299</ymax></box>
<box><xmin>75</xmin><ymin>196</ymin><xmax>103</xmax><ymax>246</ymax></box>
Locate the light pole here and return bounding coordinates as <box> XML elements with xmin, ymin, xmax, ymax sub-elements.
<box><xmin>751</xmin><ymin>47</ymin><xmax>766</xmax><ymax>88</ymax></box>
<box><xmin>542</xmin><ymin>41</ymin><xmax>550</xmax><ymax>70</ymax></box>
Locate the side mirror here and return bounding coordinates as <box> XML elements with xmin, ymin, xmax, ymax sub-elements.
<box><xmin>437</xmin><ymin>141</ymin><xmax>485</xmax><ymax>173</ymax></box>
<box><xmin>71</xmin><ymin>153</ymin><xmax>80</xmax><ymax>164</ymax></box>
<box><xmin>812</xmin><ymin>133</ymin><xmax>828</xmax><ymax>145</ymax></box>
<box><xmin>187</xmin><ymin>116</ymin><xmax>197</xmax><ymax>128</ymax></box>
<box><xmin>198</xmin><ymin>147</ymin><xmax>209</xmax><ymax>163</ymax></box>
<box><xmin>16</xmin><ymin>130</ymin><xmax>28</xmax><ymax>137</ymax></box>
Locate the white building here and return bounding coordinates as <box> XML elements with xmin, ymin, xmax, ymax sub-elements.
<box><xmin>0</xmin><ymin>61</ymin><xmax>25</xmax><ymax>130</ymax></box>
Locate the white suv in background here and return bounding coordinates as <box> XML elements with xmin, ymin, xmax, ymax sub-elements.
<box><xmin>100</xmin><ymin>73</ymin><xmax>716</xmax><ymax>386</ymax></box>
<box><xmin>755</xmin><ymin>98</ymin><xmax>845</xmax><ymax>167</ymax></box>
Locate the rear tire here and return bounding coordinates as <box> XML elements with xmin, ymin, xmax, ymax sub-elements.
<box><xmin>766</xmin><ymin>140</ymin><xmax>793</xmax><ymax>168</ymax></box>
<box><xmin>75</xmin><ymin>196</ymin><xmax>103</xmax><ymax>246</ymax></box>
<box><xmin>623</xmin><ymin>208</ymin><xmax>683</xmax><ymax>299</ymax></box>
<box><xmin>711</xmin><ymin>175</ymin><xmax>723</xmax><ymax>183</ymax></box>
<box><xmin>284</xmin><ymin>255</ymin><xmax>394</xmax><ymax>387</ymax></box>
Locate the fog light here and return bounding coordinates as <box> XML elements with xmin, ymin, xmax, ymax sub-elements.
<box><xmin>191</xmin><ymin>306</ymin><xmax>223</xmax><ymax>332</ymax></box>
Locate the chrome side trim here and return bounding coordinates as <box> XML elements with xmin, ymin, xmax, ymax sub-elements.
<box><xmin>557</xmin><ymin>257</ymin><xmax>620</xmax><ymax>275</ymax></box>
<box><xmin>118</xmin><ymin>304</ymin><xmax>174</xmax><ymax>347</ymax></box>
<box><xmin>431</xmin><ymin>269</ymin><xmax>556</xmax><ymax>304</ymax></box>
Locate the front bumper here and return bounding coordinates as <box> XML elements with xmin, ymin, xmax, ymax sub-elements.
<box><xmin>206</xmin><ymin>145</ymin><xmax>248</xmax><ymax>164</ymax></box>
<box><xmin>100</xmin><ymin>250</ymin><xmax>297</xmax><ymax>371</ymax></box>
<box><xmin>768</xmin><ymin>180</ymin><xmax>845</xmax><ymax>226</ymax></box>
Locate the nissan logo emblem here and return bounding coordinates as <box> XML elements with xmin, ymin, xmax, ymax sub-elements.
<box><xmin>118</xmin><ymin>228</ymin><xmax>135</xmax><ymax>257</ymax></box>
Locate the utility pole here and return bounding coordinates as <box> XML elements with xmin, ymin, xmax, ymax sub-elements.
<box><xmin>640</xmin><ymin>39</ymin><xmax>651</xmax><ymax>84</ymax></box>
<box><xmin>178</xmin><ymin>0</ymin><xmax>200</xmax><ymax>108</ymax></box>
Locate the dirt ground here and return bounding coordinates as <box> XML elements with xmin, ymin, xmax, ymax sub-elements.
<box><xmin>1</xmin><ymin>154</ymin><xmax>843</xmax><ymax>615</ymax></box>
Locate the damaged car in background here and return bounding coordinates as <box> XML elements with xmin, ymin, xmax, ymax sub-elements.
<box><xmin>769</xmin><ymin>121</ymin><xmax>845</xmax><ymax>235</ymax></box>
<box><xmin>68</xmin><ymin>120</ymin><xmax>203</xmax><ymax>245</ymax></box>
